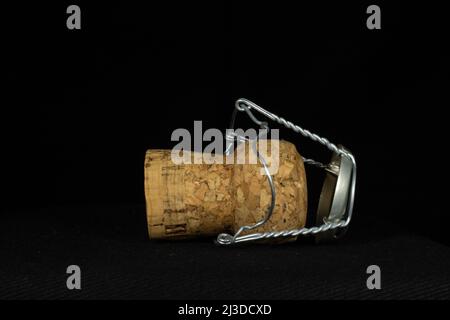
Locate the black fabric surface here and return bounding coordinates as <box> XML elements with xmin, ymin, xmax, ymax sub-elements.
<box><xmin>1</xmin><ymin>205</ymin><xmax>449</xmax><ymax>299</ymax></box>
<box><xmin>2</xmin><ymin>1</ymin><xmax>449</xmax><ymax>300</ymax></box>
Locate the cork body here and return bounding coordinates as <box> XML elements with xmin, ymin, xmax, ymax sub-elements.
<box><xmin>144</xmin><ymin>140</ymin><xmax>307</xmax><ymax>239</ymax></box>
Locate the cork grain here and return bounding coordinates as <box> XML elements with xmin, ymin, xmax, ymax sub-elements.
<box><xmin>232</xmin><ymin>140</ymin><xmax>307</xmax><ymax>236</ymax></box>
<box><xmin>145</xmin><ymin>151</ymin><xmax>234</xmax><ymax>239</ymax></box>
<box><xmin>144</xmin><ymin>140</ymin><xmax>307</xmax><ymax>239</ymax></box>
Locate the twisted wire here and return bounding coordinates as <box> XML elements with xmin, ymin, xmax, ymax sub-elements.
<box><xmin>217</xmin><ymin>219</ymin><xmax>349</xmax><ymax>245</ymax></box>
<box><xmin>302</xmin><ymin>157</ymin><xmax>327</xmax><ymax>169</ymax></box>
<box><xmin>236</xmin><ymin>98</ymin><xmax>353</xmax><ymax>160</ymax></box>
<box><xmin>216</xmin><ymin>98</ymin><xmax>356</xmax><ymax>245</ymax></box>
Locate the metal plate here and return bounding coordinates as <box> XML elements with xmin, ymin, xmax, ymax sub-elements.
<box><xmin>315</xmin><ymin>145</ymin><xmax>352</xmax><ymax>243</ymax></box>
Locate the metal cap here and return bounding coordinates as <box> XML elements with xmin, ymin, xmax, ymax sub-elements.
<box><xmin>315</xmin><ymin>145</ymin><xmax>353</xmax><ymax>243</ymax></box>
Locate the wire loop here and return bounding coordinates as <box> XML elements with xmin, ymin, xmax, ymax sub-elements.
<box><xmin>216</xmin><ymin>98</ymin><xmax>357</xmax><ymax>245</ymax></box>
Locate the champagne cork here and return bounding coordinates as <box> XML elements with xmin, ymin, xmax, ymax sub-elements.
<box><xmin>144</xmin><ymin>140</ymin><xmax>307</xmax><ymax>239</ymax></box>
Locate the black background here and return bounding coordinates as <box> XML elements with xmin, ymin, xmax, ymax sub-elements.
<box><xmin>1</xmin><ymin>1</ymin><xmax>449</xmax><ymax>299</ymax></box>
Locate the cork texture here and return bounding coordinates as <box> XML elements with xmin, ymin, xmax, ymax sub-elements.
<box><xmin>232</xmin><ymin>140</ymin><xmax>307</xmax><ymax>236</ymax></box>
<box><xmin>144</xmin><ymin>140</ymin><xmax>307</xmax><ymax>239</ymax></box>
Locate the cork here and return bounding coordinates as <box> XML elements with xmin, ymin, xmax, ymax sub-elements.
<box><xmin>144</xmin><ymin>140</ymin><xmax>307</xmax><ymax>240</ymax></box>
